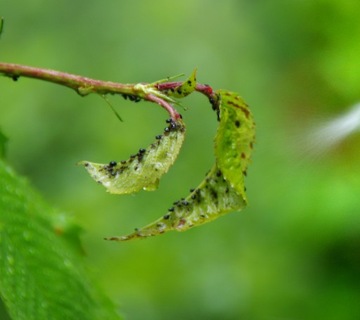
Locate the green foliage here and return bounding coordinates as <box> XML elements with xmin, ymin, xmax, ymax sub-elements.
<box><xmin>0</xmin><ymin>159</ymin><xmax>122</xmax><ymax>320</ymax></box>
<box><xmin>2</xmin><ymin>2</ymin><xmax>360</xmax><ymax>318</ymax></box>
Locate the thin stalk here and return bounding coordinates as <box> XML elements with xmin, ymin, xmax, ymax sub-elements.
<box><xmin>0</xmin><ymin>62</ymin><xmax>217</xmax><ymax>119</ymax></box>
<box><xmin>0</xmin><ymin>62</ymin><xmax>134</xmax><ymax>96</ymax></box>
<box><xmin>0</xmin><ymin>62</ymin><xmax>181</xmax><ymax>118</ymax></box>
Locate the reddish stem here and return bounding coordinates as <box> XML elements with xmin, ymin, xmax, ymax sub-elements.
<box><xmin>0</xmin><ymin>62</ymin><xmax>180</xmax><ymax>118</ymax></box>
<box><xmin>146</xmin><ymin>94</ymin><xmax>181</xmax><ymax>120</ymax></box>
<box><xmin>0</xmin><ymin>62</ymin><xmax>134</xmax><ymax>95</ymax></box>
<box><xmin>0</xmin><ymin>62</ymin><xmax>218</xmax><ymax>120</ymax></box>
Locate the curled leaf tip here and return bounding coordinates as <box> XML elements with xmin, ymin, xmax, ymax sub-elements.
<box><xmin>166</xmin><ymin>68</ymin><xmax>197</xmax><ymax>98</ymax></box>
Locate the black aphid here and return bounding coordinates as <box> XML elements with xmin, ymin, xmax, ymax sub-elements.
<box><xmin>122</xmin><ymin>94</ymin><xmax>141</xmax><ymax>102</ymax></box>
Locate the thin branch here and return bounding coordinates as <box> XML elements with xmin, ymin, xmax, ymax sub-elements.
<box><xmin>0</xmin><ymin>62</ymin><xmax>182</xmax><ymax>119</ymax></box>
<box><xmin>0</xmin><ymin>62</ymin><xmax>134</xmax><ymax>96</ymax></box>
<box><xmin>0</xmin><ymin>62</ymin><xmax>218</xmax><ymax>120</ymax></box>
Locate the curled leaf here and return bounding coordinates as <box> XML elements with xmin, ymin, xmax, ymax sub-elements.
<box><xmin>107</xmin><ymin>165</ymin><xmax>246</xmax><ymax>241</ymax></box>
<box><xmin>166</xmin><ymin>68</ymin><xmax>197</xmax><ymax>98</ymax></box>
<box><xmin>107</xmin><ymin>90</ymin><xmax>255</xmax><ymax>241</ymax></box>
<box><xmin>214</xmin><ymin>90</ymin><xmax>255</xmax><ymax>201</ymax></box>
<box><xmin>79</xmin><ymin>118</ymin><xmax>185</xmax><ymax>194</ymax></box>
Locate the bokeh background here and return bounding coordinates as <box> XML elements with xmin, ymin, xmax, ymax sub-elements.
<box><xmin>1</xmin><ymin>1</ymin><xmax>360</xmax><ymax>319</ymax></box>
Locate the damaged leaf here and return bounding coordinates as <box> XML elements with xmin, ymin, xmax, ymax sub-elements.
<box><xmin>214</xmin><ymin>90</ymin><xmax>255</xmax><ymax>201</ymax></box>
<box><xmin>109</xmin><ymin>165</ymin><xmax>246</xmax><ymax>241</ymax></box>
<box><xmin>79</xmin><ymin>118</ymin><xmax>185</xmax><ymax>194</ymax></box>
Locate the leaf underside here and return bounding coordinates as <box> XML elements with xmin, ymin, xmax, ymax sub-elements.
<box><xmin>79</xmin><ymin>118</ymin><xmax>185</xmax><ymax>194</ymax></box>
<box><xmin>108</xmin><ymin>164</ymin><xmax>246</xmax><ymax>241</ymax></box>
<box><xmin>109</xmin><ymin>90</ymin><xmax>255</xmax><ymax>241</ymax></box>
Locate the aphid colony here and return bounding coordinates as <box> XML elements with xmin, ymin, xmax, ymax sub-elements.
<box><xmin>110</xmin><ymin>164</ymin><xmax>247</xmax><ymax>241</ymax></box>
<box><xmin>79</xmin><ymin>118</ymin><xmax>185</xmax><ymax>194</ymax></box>
<box><xmin>107</xmin><ymin>90</ymin><xmax>255</xmax><ymax>241</ymax></box>
<box><xmin>80</xmin><ymin>73</ymin><xmax>255</xmax><ymax>241</ymax></box>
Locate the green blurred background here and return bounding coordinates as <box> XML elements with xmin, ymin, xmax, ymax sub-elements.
<box><xmin>1</xmin><ymin>0</ymin><xmax>360</xmax><ymax>319</ymax></box>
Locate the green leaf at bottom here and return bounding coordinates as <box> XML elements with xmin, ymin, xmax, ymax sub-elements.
<box><xmin>0</xmin><ymin>160</ymin><xmax>122</xmax><ymax>320</ymax></box>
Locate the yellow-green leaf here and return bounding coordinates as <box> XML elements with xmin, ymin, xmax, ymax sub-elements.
<box><xmin>214</xmin><ymin>90</ymin><xmax>255</xmax><ymax>202</ymax></box>
<box><xmin>79</xmin><ymin>118</ymin><xmax>185</xmax><ymax>194</ymax></box>
<box><xmin>107</xmin><ymin>165</ymin><xmax>246</xmax><ymax>241</ymax></box>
